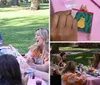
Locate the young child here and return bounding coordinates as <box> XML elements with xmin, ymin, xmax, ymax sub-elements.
<box><xmin>62</xmin><ymin>61</ymin><xmax>86</xmax><ymax>85</ymax></box>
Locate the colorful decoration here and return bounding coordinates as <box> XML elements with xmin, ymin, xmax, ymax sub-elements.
<box><xmin>72</xmin><ymin>8</ymin><xmax>93</xmax><ymax>34</ymax></box>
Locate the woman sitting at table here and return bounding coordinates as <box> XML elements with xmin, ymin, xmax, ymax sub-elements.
<box><xmin>62</xmin><ymin>61</ymin><xmax>86</xmax><ymax>85</ymax></box>
<box><xmin>25</xmin><ymin>28</ymin><xmax>49</xmax><ymax>64</ymax></box>
<box><xmin>88</xmin><ymin>53</ymin><xmax>100</xmax><ymax>70</ymax></box>
<box><xmin>0</xmin><ymin>54</ymin><xmax>28</xmax><ymax>85</ymax></box>
<box><xmin>25</xmin><ymin>28</ymin><xmax>49</xmax><ymax>81</ymax></box>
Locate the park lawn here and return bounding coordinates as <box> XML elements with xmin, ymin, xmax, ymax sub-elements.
<box><xmin>51</xmin><ymin>46</ymin><xmax>96</xmax><ymax>65</ymax></box>
<box><xmin>59</xmin><ymin>47</ymin><xmax>98</xmax><ymax>65</ymax></box>
<box><xmin>67</xmin><ymin>52</ymin><xmax>94</xmax><ymax>66</ymax></box>
<box><xmin>51</xmin><ymin>52</ymin><xmax>94</xmax><ymax>66</ymax></box>
<box><xmin>0</xmin><ymin>3</ymin><xmax>49</xmax><ymax>54</ymax></box>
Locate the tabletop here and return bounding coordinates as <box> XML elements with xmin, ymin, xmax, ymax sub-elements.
<box><xmin>86</xmin><ymin>75</ymin><xmax>100</xmax><ymax>85</ymax></box>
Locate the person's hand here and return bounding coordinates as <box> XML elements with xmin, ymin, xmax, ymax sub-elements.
<box><xmin>77</xmin><ymin>72</ymin><xmax>81</xmax><ymax>77</ymax></box>
<box><xmin>50</xmin><ymin>10</ymin><xmax>77</xmax><ymax>41</ymax></box>
<box><xmin>26</xmin><ymin>57</ymin><xmax>34</xmax><ymax>66</ymax></box>
<box><xmin>22</xmin><ymin>73</ymin><xmax>29</xmax><ymax>85</ymax></box>
<box><xmin>88</xmin><ymin>60</ymin><xmax>91</xmax><ymax>65</ymax></box>
<box><xmin>59</xmin><ymin>59</ymin><xmax>63</xmax><ymax>63</ymax></box>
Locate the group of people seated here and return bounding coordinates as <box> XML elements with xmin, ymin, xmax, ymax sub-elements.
<box><xmin>50</xmin><ymin>52</ymin><xmax>100</xmax><ymax>85</ymax></box>
<box><xmin>0</xmin><ymin>28</ymin><xmax>49</xmax><ymax>85</ymax></box>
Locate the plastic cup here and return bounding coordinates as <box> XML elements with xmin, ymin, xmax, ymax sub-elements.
<box><xmin>36</xmin><ymin>80</ymin><xmax>42</xmax><ymax>85</ymax></box>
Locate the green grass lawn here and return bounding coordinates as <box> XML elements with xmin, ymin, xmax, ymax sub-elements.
<box><xmin>67</xmin><ymin>52</ymin><xmax>94</xmax><ymax>65</ymax></box>
<box><xmin>59</xmin><ymin>46</ymin><xmax>99</xmax><ymax>65</ymax></box>
<box><xmin>51</xmin><ymin>46</ymin><xmax>98</xmax><ymax>65</ymax></box>
<box><xmin>51</xmin><ymin>52</ymin><xmax>94</xmax><ymax>66</ymax></box>
<box><xmin>0</xmin><ymin>2</ymin><xmax>49</xmax><ymax>54</ymax></box>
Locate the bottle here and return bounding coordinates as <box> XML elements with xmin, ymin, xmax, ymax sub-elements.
<box><xmin>0</xmin><ymin>34</ymin><xmax>3</xmax><ymax>47</ymax></box>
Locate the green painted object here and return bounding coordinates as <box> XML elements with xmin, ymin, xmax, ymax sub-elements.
<box><xmin>75</xmin><ymin>11</ymin><xmax>93</xmax><ymax>34</ymax></box>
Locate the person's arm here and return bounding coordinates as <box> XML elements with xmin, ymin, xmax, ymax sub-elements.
<box><xmin>88</xmin><ymin>59</ymin><xmax>93</xmax><ymax>68</ymax></box>
<box><xmin>32</xmin><ymin>61</ymin><xmax>49</xmax><ymax>72</ymax></box>
<box><xmin>24</xmin><ymin>50</ymin><xmax>32</xmax><ymax>59</ymax></box>
<box><xmin>97</xmin><ymin>62</ymin><xmax>100</xmax><ymax>70</ymax></box>
<box><xmin>34</xmin><ymin>69</ymin><xmax>49</xmax><ymax>82</ymax></box>
<box><xmin>22</xmin><ymin>73</ymin><xmax>29</xmax><ymax>85</ymax></box>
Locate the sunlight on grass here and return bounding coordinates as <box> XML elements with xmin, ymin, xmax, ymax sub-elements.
<box><xmin>86</xmin><ymin>57</ymin><xmax>93</xmax><ymax>59</ymax></box>
<box><xmin>0</xmin><ymin>10</ymin><xmax>49</xmax><ymax>19</ymax></box>
<box><xmin>75</xmin><ymin>56</ymin><xmax>83</xmax><ymax>59</ymax></box>
<box><xmin>59</xmin><ymin>47</ymin><xmax>89</xmax><ymax>51</ymax></box>
<box><xmin>0</xmin><ymin>5</ymin><xmax>49</xmax><ymax>54</ymax></box>
<box><xmin>16</xmin><ymin>30</ymin><xmax>33</xmax><ymax>34</ymax></box>
<box><xmin>51</xmin><ymin>51</ymin><xmax>94</xmax><ymax>65</ymax></box>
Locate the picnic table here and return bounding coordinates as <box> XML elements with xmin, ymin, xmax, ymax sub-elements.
<box><xmin>51</xmin><ymin>0</ymin><xmax>100</xmax><ymax>41</ymax></box>
<box><xmin>61</xmin><ymin>74</ymin><xmax>100</xmax><ymax>85</ymax></box>
<box><xmin>0</xmin><ymin>45</ymin><xmax>47</xmax><ymax>85</ymax></box>
<box><xmin>85</xmin><ymin>75</ymin><xmax>100</xmax><ymax>85</ymax></box>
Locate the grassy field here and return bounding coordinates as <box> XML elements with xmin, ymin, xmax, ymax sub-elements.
<box><xmin>0</xmin><ymin>2</ymin><xmax>49</xmax><ymax>54</ymax></box>
<box><xmin>51</xmin><ymin>52</ymin><xmax>94</xmax><ymax>66</ymax></box>
<box><xmin>67</xmin><ymin>52</ymin><xmax>93</xmax><ymax>65</ymax></box>
<box><xmin>51</xmin><ymin>46</ymin><xmax>98</xmax><ymax>65</ymax></box>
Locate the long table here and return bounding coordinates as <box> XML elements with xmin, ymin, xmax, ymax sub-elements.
<box><xmin>86</xmin><ymin>75</ymin><xmax>100</xmax><ymax>85</ymax></box>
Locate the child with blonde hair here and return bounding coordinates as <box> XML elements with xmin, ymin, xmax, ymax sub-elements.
<box><xmin>62</xmin><ymin>61</ymin><xmax>86</xmax><ymax>85</ymax></box>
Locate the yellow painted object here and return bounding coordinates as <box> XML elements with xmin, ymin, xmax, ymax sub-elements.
<box><xmin>78</xmin><ymin>17</ymin><xmax>85</xmax><ymax>29</ymax></box>
<box><xmin>93</xmin><ymin>70</ymin><xmax>96</xmax><ymax>74</ymax></box>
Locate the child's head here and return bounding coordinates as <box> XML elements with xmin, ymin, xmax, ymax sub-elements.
<box><xmin>0</xmin><ymin>54</ymin><xmax>22</xmax><ymax>85</ymax></box>
<box><xmin>60</xmin><ymin>52</ymin><xmax>66</xmax><ymax>62</ymax></box>
<box><xmin>53</xmin><ymin>55</ymin><xmax>61</xmax><ymax>65</ymax></box>
<box><xmin>93</xmin><ymin>53</ymin><xmax>100</xmax><ymax>68</ymax></box>
<box><xmin>64</xmin><ymin>61</ymin><xmax>76</xmax><ymax>73</ymax></box>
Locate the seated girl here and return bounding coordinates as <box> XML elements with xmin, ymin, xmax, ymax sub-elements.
<box><xmin>62</xmin><ymin>61</ymin><xmax>86</xmax><ymax>85</ymax></box>
<box><xmin>88</xmin><ymin>53</ymin><xmax>100</xmax><ymax>70</ymax></box>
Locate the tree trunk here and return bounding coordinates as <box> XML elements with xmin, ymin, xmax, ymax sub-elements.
<box><xmin>12</xmin><ymin>0</ymin><xmax>19</xmax><ymax>6</ymax></box>
<box><xmin>30</xmin><ymin>0</ymin><xmax>40</xmax><ymax>10</ymax></box>
<box><xmin>51</xmin><ymin>44</ymin><xmax>60</xmax><ymax>54</ymax></box>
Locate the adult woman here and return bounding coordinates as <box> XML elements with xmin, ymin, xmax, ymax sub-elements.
<box><xmin>25</xmin><ymin>28</ymin><xmax>49</xmax><ymax>82</ymax></box>
<box><xmin>93</xmin><ymin>53</ymin><xmax>100</xmax><ymax>70</ymax></box>
<box><xmin>25</xmin><ymin>28</ymin><xmax>49</xmax><ymax>64</ymax></box>
<box><xmin>0</xmin><ymin>54</ymin><xmax>28</xmax><ymax>85</ymax></box>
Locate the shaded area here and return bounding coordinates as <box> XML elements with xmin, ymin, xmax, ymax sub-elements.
<box><xmin>0</xmin><ymin>5</ymin><xmax>49</xmax><ymax>54</ymax></box>
<box><xmin>0</xmin><ymin>1</ymin><xmax>49</xmax><ymax>10</ymax></box>
<box><xmin>67</xmin><ymin>52</ymin><xmax>93</xmax><ymax>65</ymax></box>
<box><xmin>51</xmin><ymin>51</ymin><xmax>94</xmax><ymax>66</ymax></box>
<box><xmin>50</xmin><ymin>43</ymin><xmax>100</xmax><ymax>65</ymax></box>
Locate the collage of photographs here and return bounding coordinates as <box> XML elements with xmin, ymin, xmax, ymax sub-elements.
<box><xmin>0</xmin><ymin>0</ymin><xmax>100</xmax><ymax>85</ymax></box>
